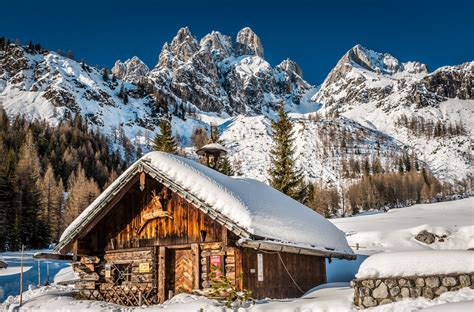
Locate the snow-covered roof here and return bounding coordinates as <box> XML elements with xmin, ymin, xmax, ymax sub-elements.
<box><xmin>57</xmin><ymin>152</ymin><xmax>354</xmax><ymax>259</ymax></box>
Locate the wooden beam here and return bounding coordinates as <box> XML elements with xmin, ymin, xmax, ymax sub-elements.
<box><xmin>158</xmin><ymin>246</ymin><xmax>166</xmax><ymax>303</ymax></box>
<box><xmin>33</xmin><ymin>252</ymin><xmax>74</xmax><ymax>261</ymax></box>
<box><xmin>191</xmin><ymin>243</ymin><xmax>200</xmax><ymax>290</ymax></box>
<box><xmin>234</xmin><ymin>248</ymin><xmax>243</xmax><ymax>290</ymax></box>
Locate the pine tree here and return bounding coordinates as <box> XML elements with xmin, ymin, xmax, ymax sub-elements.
<box><xmin>153</xmin><ymin>119</ymin><xmax>177</xmax><ymax>154</ymax></box>
<box><xmin>64</xmin><ymin>165</ymin><xmax>100</xmax><ymax>228</ymax></box>
<box><xmin>268</xmin><ymin>103</ymin><xmax>306</xmax><ymax>202</ymax></box>
<box><xmin>218</xmin><ymin>156</ymin><xmax>234</xmax><ymax>176</ymax></box>
<box><xmin>13</xmin><ymin>134</ymin><xmax>49</xmax><ymax>249</ymax></box>
<box><xmin>38</xmin><ymin>165</ymin><xmax>65</xmax><ymax>242</ymax></box>
<box><xmin>0</xmin><ymin>165</ymin><xmax>13</xmax><ymax>250</ymax></box>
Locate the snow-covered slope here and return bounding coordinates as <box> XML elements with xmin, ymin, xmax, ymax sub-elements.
<box><xmin>313</xmin><ymin>45</ymin><xmax>473</xmax><ymax>181</ymax></box>
<box><xmin>0</xmin><ymin>44</ymin><xmax>159</xmax><ymax>141</ymax></box>
<box><xmin>331</xmin><ymin>197</ymin><xmax>474</xmax><ymax>254</ymax></box>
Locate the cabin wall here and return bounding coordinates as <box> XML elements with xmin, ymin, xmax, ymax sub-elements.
<box><xmin>241</xmin><ymin>248</ymin><xmax>326</xmax><ymax>299</ymax></box>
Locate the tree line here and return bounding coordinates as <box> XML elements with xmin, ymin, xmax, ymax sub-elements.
<box><xmin>0</xmin><ymin>109</ymin><xmax>127</xmax><ymax>251</ymax></box>
<box><xmin>396</xmin><ymin>114</ymin><xmax>467</xmax><ymax>138</ymax></box>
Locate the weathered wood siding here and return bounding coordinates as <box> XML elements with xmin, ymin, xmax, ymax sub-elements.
<box><xmin>81</xmin><ymin>174</ymin><xmax>224</xmax><ymax>253</ymax></box>
<box><xmin>241</xmin><ymin>248</ymin><xmax>326</xmax><ymax>299</ymax></box>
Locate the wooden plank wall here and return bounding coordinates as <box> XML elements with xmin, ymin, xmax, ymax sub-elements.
<box><xmin>241</xmin><ymin>249</ymin><xmax>326</xmax><ymax>299</ymax></box>
<box><xmin>83</xmin><ymin>174</ymin><xmax>224</xmax><ymax>253</ymax></box>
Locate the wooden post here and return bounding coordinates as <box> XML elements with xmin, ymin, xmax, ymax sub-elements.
<box><xmin>37</xmin><ymin>259</ymin><xmax>41</xmax><ymax>287</ymax></box>
<box><xmin>234</xmin><ymin>248</ymin><xmax>243</xmax><ymax>291</ymax></box>
<box><xmin>19</xmin><ymin>244</ymin><xmax>24</xmax><ymax>306</ymax></box>
<box><xmin>191</xmin><ymin>243</ymin><xmax>200</xmax><ymax>290</ymax></box>
<box><xmin>158</xmin><ymin>246</ymin><xmax>166</xmax><ymax>303</ymax></box>
<box><xmin>46</xmin><ymin>261</ymin><xmax>50</xmax><ymax>285</ymax></box>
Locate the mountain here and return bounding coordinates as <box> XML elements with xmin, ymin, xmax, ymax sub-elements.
<box><xmin>114</xmin><ymin>27</ymin><xmax>315</xmax><ymax>115</ymax></box>
<box><xmin>0</xmin><ymin>29</ymin><xmax>472</xmax><ymax>187</ymax></box>
<box><xmin>312</xmin><ymin>44</ymin><xmax>473</xmax><ymax>181</ymax></box>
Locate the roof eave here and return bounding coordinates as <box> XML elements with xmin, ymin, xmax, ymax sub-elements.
<box><xmin>237</xmin><ymin>239</ymin><xmax>356</xmax><ymax>260</ymax></box>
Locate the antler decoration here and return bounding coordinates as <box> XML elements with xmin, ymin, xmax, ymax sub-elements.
<box><xmin>134</xmin><ymin>189</ymin><xmax>172</xmax><ymax>235</ymax></box>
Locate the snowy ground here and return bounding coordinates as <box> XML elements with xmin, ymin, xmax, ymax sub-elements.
<box><xmin>0</xmin><ymin>250</ymin><xmax>70</xmax><ymax>302</ymax></box>
<box><xmin>1</xmin><ymin>283</ymin><xmax>473</xmax><ymax>312</ymax></box>
<box><xmin>331</xmin><ymin>197</ymin><xmax>474</xmax><ymax>254</ymax></box>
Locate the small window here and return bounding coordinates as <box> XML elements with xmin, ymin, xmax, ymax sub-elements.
<box><xmin>113</xmin><ymin>263</ymin><xmax>132</xmax><ymax>285</ymax></box>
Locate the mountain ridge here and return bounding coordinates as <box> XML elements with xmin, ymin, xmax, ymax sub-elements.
<box><xmin>0</xmin><ymin>29</ymin><xmax>472</xmax><ymax>186</ymax></box>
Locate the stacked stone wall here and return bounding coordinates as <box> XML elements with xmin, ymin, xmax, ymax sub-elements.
<box><xmin>352</xmin><ymin>273</ymin><xmax>474</xmax><ymax>308</ymax></box>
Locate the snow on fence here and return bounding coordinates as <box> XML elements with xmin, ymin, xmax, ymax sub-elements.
<box><xmin>351</xmin><ymin>251</ymin><xmax>474</xmax><ymax>308</ymax></box>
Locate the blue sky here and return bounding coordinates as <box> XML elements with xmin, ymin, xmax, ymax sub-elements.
<box><xmin>1</xmin><ymin>0</ymin><xmax>473</xmax><ymax>83</ymax></box>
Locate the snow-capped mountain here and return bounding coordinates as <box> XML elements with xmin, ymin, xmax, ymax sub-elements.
<box><xmin>0</xmin><ymin>29</ymin><xmax>472</xmax><ymax>185</ymax></box>
<box><xmin>116</xmin><ymin>27</ymin><xmax>315</xmax><ymax>115</ymax></box>
<box><xmin>312</xmin><ymin>44</ymin><xmax>473</xmax><ymax>181</ymax></box>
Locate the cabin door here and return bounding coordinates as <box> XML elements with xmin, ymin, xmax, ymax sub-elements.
<box><xmin>166</xmin><ymin>248</ymin><xmax>193</xmax><ymax>296</ymax></box>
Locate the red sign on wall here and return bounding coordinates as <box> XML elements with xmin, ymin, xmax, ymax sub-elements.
<box><xmin>209</xmin><ymin>255</ymin><xmax>223</xmax><ymax>278</ymax></box>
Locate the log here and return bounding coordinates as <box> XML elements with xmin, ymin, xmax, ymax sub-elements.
<box><xmin>80</xmin><ymin>272</ymin><xmax>100</xmax><ymax>281</ymax></box>
<box><xmin>200</xmin><ymin>242</ymin><xmax>222</xmax><ymax>250</ymax></box>
<box><xmin>75</xmin><ymin>281</ymin><xmax>96</xmax><ymax>290</ymax></box>
<box><xmin>81</xmin><ymin>256</ymin><xmax>100</xmax><ymax>264</ymax></box>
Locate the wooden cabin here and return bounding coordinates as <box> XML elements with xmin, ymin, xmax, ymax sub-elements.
<box><xmin>54</xmin><ymin>152</ymin><xmax>354</xmax><ymax>306</ymax></box>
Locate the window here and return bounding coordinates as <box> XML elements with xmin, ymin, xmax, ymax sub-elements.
<box><xmin>113</xmin><ymin>263</ymin><xmax>132</xmax><ymax>285</ymax></box>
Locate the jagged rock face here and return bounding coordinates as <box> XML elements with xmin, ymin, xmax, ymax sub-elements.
<box><xmin>349</xmin><ymin>44</ymin><xmax>402</xmax><ymax>75</ymax></box>
<box><xmin>112</xmin><ymin>56</ymin><xmax>150</xmax><ymax>84</ymax></box>
<box><xmin>422</xmin><ymin>62</ymin><xmax>473</xmax><ymax>100</ymax></box>
<box><xmin>274</xmin><ymin>59</ymin><xmax>311</xmax><ymax>103</ymax></box>
<box><xmin>146</xmin><ymin>27</ymin><xmax>312</xmax><ymax>115</ymax></box>
<box><xmin>199</xmin><ymin>31</ymin><xmax>233</xmax><ymax>62</ymax></box>
<box><xmin>235</xmin><ymin>27</ymin><xmax>264</xmax><ymax>57</ymax></box>
<box><xmin>170</xmin><ymin>27</ymin><xmax>199</xmax><ymax>65</ymax></box>
<box><xmin>0</xmin><ymin>43</ymin><xmax>156</xmax><ymax>130</ymax></box>
<box><xmin>313</xmin><ymin>44</ymin><xmax>437</xmax><ymax>110</ymax></box>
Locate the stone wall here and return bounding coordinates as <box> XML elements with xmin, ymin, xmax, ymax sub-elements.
<box><xmin>352</xmin><ymin>273</ymin><xmax>474</xmax><ymax>308</ymax></box>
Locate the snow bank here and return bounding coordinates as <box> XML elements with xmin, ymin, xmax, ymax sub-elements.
<box><xmin>53</xmin><ymin>266</ymin><xmax>79</xmax><ymax>285</ymax></box>
<box><xmin>60</xmin><ymin>152</ymin><xmax>353</xmax><ymax>256</ymax></box>
<box><xmin>331</xmin><ymin>197</ymin><xmax>474</xmax><ymax>254</ymax></box>
<box><xmin>356</xmin><ymin>250</ymin><xmax>474</xmax><ymax>279</ymax></box>
<box><xmin>0</xmin><ymin>266</ymin><xmax>32</xmax><ymax>276</ymax></box>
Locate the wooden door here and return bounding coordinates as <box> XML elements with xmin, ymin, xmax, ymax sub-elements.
<box><xmin>166</xmin><ymin>248</ymin><xmax>193</xmax><ymax>295</ymax></box>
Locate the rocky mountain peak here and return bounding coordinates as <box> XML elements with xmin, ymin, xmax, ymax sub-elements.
<box><xmin>235</xmin><ymin>27</ymin><xmax>264</xmax><ymax>57</ymax></box>
<box><xmin>277</xmin><ymin>59</ymin><xmax>304</xmax><ymax>78</ymax></box>
<box><xmin>344</xmin><ymin>44</ymin><xmax>402</xmax><ymax>75</ymax></box>
<box><xmin>170</xmin><ymin>27</ymin><xmax>199</xmax><ymax>63</ymax></box>
<box><xmin>112</xmin><ymin>56</ymin><xmax>150</xmax><ymax>83</ymax></box>
<box><xmin>199</xmin><ymin>31</ymin><xmax>233</xmax><ymax>62</ymax></box>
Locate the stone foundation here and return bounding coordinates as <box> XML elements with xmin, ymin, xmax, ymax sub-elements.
<box><xmin>352</xmin><ymin>273</ymin><xmax>474</xmax><ymax>308</ymax></box>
